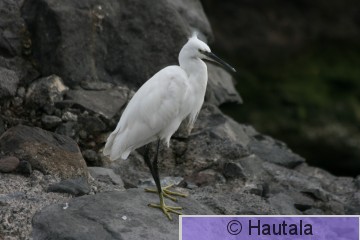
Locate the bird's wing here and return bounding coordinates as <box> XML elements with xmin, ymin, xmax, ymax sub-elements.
<box><xmin>104</xmin><ymin>66</ymin><xmax>189</xmax><ymax>160</ymax></box>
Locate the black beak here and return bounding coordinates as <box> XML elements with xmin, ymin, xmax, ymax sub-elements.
<box><xmin>202</xmin><ymin>51</ymin><xmax>236</xmax><ymax>73</ymax></box>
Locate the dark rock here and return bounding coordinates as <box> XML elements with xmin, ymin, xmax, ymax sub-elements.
<box><xmin>0</xmin><ymin>156</ymin><xmax>20</xmax><ymax>173</ymax></box>
<box><xmin>48</xmin><ymin>177</ymin><xmax>90</xmax><ymax>196</ymax></box>
<box><xmin>32</xmin><ymin>188</ymin><xmax>214</xmax><ymax>240</ymax></box>
<box><xmin>82</xmin><ymin>149</ymin><xmax>100</xmax><ymax>164</ymax></box>
<box><xmin>222</xmin><ymin>161</ymin><xmax>246</xmax><ymax>179</ymax></box>
<box><xmin>41</xmin><ymin>115</ymin><xmax>62</xmax><ymax>129</ymax></box>
<box><xmin>78</xmin><ymin>115</ymin><xmax>106</xmax><ymax>134</ymax></box>
<box><xmin>0</xmin><ymin>0</ymin><xmax>26</xmax><ymax>57</ymax></box>
<box><xmin>65</xmin><ymin>88</ymin><xmax>129</xmax><ymax>119</ymax></box>
<box><xmin>355</xmin><ymin>175</ymin><xmax>360</xmax><ymax>189</ymax></box>
<box><xmin>0</xmin><ymin>125</ymin><xmax>88</xmax><ymax>179</ymax></box>
<box><xmin>0</xmin><ymin>116</ymin><xmax>5</xmax><ymax>136</ymax></box>
<box><xmin>17</xmin><ymin>160</ymin><xmax>32</xmax><ymax>175</ymax></box>
<box><xmin>80</xmin><ymin>81</ymin><xmax>114</xmax><ymax>90</ymax></box>
<box><xmin>22</xmin><ymin>0</ymin><xmax>211</xmax><ymax>88</ymax></box>
<box><xmin>88</xmin><ymin>167</ymin><xmax>124</xmax><ymax>186</ymax></box>
<box><xmin>206</xmin><ymin>63</ymin><xmax>242</xmax><ymax>106</ymax></box>
<box><xmin>248</xmin><ymin>134</ymin><xmax>305</xmax><ymax>168</ymax></box>
<box><xmin>0</xmin><ymin>67</ymin><xmax>19</xmax><ymax>99</ymax></box>
<box><xmin>345</xmin><ymin>192</ymin><xmax>360</xmax><ymax>214</ymax></box>
<box><xmin>55</xmin><ymin>122</ymin><xmax>79</xmax><ymax>138</ymax></box>
<box><xmin>25</xmin><ymin>75</ymin><xmax>68</xmax><ymax>108</ymax></box>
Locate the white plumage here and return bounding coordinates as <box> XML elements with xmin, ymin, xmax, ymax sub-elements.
<box><xmin>103</xmin><ymin>33</ymin><xmax>234</xmax><ymax>161</ymax></box>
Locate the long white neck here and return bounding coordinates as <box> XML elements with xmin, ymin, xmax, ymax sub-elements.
<box><xmin>178</xmin><ymin>49</ymin><xmax>208</xmax><ymax>91</ymax></box>
<box><xmin>178</xmin><ymin>48</ymin><xmax>208</xmax><ymax>125</ymax></box>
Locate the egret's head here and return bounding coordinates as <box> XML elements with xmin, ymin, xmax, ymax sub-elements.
<box><xmin>180</xmin><ymin>32</ymin><xmax>236</xmax><ymax>73</ymax></box>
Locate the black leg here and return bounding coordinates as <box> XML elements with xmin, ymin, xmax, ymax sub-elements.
<box><xmin>143</xmin><ymin>144</ymin><xmax>154</xmax><ymax>175</ymax></box>
<box><xmin>143</xmin><ymin>140</ymin><xmax>162</xmax><ymax>194</ymax></box>
<box><xmin>152</xmin><ymin>139</ymin><xmax>162</xmax><ymax>194</ymax></box>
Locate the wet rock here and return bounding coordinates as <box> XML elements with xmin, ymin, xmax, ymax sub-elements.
<box><xmin>22</xmin><ymin>0</ymin><xmax>212</xmax><ymax>88</ymax></box>
<box><xmin>0</xmin><ymin>156</ymin><xmax>20</xmax><ymax>173</ymax></box>
<box><xmin>88</xmin><ymin>167</ymin><xmax>124</xmax><ymax>186</ymax></box>
<box><xmin>41</xmin><ymin>115</ymin><xmax>62</xmax><ymax>129</ymax></box>
<box><xmin>65</xmin><ymin>88</ymin><xmax>129</xmax><ymax>119</ymax></box>
<box><xmin>0</xmin><ymin>67</ymin><xmax>19</xmax><ymax>99</ymax></box>
<box><xmin>26</xmin><ymin>75</ymin><xmax>68</xmax><ymax>108</ymax></box>
<box><xmin>48</xmin><ymin>177</ymin><xmax>90</xmax><ymax>196</ymax></box>
<box><xmin>32</xmin><ymin>188</ymin><xmax>214</xmax><ymax>240</ymax></box>
<box><xmin>0</xmin><ymin>125</ymin><xmax>87</xmax><ymax>179</ymax></box>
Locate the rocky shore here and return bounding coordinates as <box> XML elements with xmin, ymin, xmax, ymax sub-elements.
<box><xmin>0</xmin><ymin>0</ymin><xmax>359</xmax><ymax>239</ymax></box>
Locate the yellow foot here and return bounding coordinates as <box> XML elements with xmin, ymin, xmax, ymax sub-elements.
<box><xmin>148</xmin><ymin>202</ymin><xmax>182</xmax><ymax>220</ymax></box>
<box><xmin>145</xmin><ymin>184</ymin><xmax>187</xmax><ymax>202</ymax></box>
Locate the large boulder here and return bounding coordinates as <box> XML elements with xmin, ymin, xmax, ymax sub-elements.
<box><xmin>32</xmin><ymin>188</ymin><xmax>214</xmax><ymax>240</ymax></box>
<box><xmin>21</xmin><ymin>0</ymin><xmax>212</xmax><ymax>88</ymax></box>
<box><xmin>0</xmin><ymin>0</ymin><xmax>39</xmax><ymax>84</ymax></box>
<box><xmin>0</xmin><ymin>125</ymin><xmax>88</xmax><ymax>179</ymax></box>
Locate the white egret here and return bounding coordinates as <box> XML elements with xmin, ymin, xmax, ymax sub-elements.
<box><xmin>103</xmin><ymin>33</ymin><xmax>236</xmax><ymax>220</ymax></box>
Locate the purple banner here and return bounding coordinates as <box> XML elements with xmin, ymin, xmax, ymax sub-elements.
<box><xmin>181</xmin><ymin>216</ymin><xmax>359</xmax><ymax>240</ymax></box>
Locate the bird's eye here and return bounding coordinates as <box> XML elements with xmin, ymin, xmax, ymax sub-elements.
<box><xmin>199</xmin><ymin>49</ymin><xmax>205</xmax><ymax>54</ymax></box>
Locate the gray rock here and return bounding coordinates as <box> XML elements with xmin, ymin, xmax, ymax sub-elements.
<box><xmin>32</xmin><ymin>188</ymin><xmax>214</xmax><ymax>240</ymax></box>
<box><xmin>222</xmin><ymin>161</ymin><xmax>246</xmax><ymax>179</ymax></box>
<box><xmin>0</xmin><ymin>116</ymin><xmax>5</xmax><ymax>136</ymax></box>
<box><xmin>138</xmin><ymin>176</ymin><xmax>183</xmax><ymax>188</ymax></box>
<box><xmin>0</xmin><ymin>67</ymin><xmax>19</xmax><ymax>99</ymax></box>
<box><xmin>79</xmin><ymin>115</ymin><xmax>106</xmax><ymax>133</ymax></box>
<box><xmin>22</xmin><ymin>0</ymin><xmax>212</xmax><ymax>88</ymax></box>
<box><xmin>0</xmin><ymin>171</ymin><xmax>71</xmax><ymax>239</ymax></box>
<box><xmin>80</xmin><ymin>81</ymin><xmax>114</xmax><ymax>90</ymax></box>
<box><xmin>88</xmin><ymin>167</ymin><xmax>124</xmax><ymax>186</ymax></box>
<box><xmin>65</xmin><ymin>88</ymin><xmax>129</xmax><ymax>119</ymax></box>
<box><xmin>82</xmin><ymin>149</ymin><xmax>100</xmax><ymax>164</ymax></box>
<box><xmin>41</xmin><ymin>115</ymin><xmax>62</xmax><ymax>129</ymax></box>
<box><xmin>55</xmin><ymin>122</ymin><xmax>78</xmax><ymax>138</ymax></box>
<box><xmin>248</xmin><ymin>134</ymin><xmax>305</xmax><ymax>168</ymax></box>
<box><xmin>0</xmin><ymin>156</ymin><xmax>20</xmax><ymax>173</ymax></box>
<box><xmin>355</xmin><ymin>175</ymin><xmax>360</xmax><ymax>189</ymax></box>
<box><xmin>16</xmin><ymin>86</ymin><xmax>26</xmax><ymax>98</ymax></box>
<box><xmin>0</xmin><ymin>125</ymin><xmax>87</xmax><ymax>179</ymax></box>
<box><xmin>17</xmin><ymin>160</ymin><xmax>32</xmax><ymax>176</ymax></box>
<box><xmin>206</xmin><ymin>63</ymin><xmax>242</xmax><ymax>106</ymax></box>
<box><xmin>193</xmin><ymin>187</ymin><xmax>279</xmax><ymax>215</ymax></box>
<box><xmin>62</xmin><ymin>111</ymin><xmax>78</xmax><ymax>121</ymax></box>
<box><xmin>187</xmin><ymin>169</ymin><xmax>226</xmax><ymax>187</ymax></box>
<box><xmin>0</xmin><ymin>0</ymin><xmax>26</xmax><ymax>57</ymax></box>
<box><xmin>48</xmin><ymin>177</ymin><xmax>90</xmax><ymax>196</ymax></box>
<box><xmin>26</xmin><ymin>75</ymin><xmax>68</xmax><ymax>108</ymax></box>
